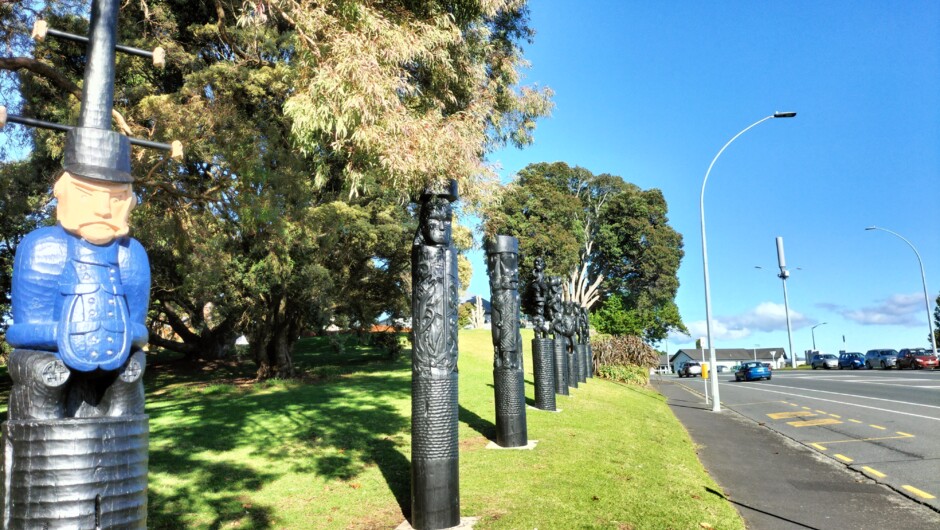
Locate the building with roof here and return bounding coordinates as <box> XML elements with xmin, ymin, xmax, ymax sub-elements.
<box><xmin>670</xmin><ymin>347</ymin><xmax>789</xmax><ymax>373</ymax></box>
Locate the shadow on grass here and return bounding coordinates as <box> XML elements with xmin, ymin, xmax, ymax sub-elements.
<box><xmin>458</xmin><ymin>404</ymin><xmax>496</xmax><ymax>441</ymax></box>
<box><xmin>145</xmin><ymin>335</ymin><xmax>413</xmax><ymax>528</ymax></box>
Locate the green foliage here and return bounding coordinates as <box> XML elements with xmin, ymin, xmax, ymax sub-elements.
<box><xmin>482</xmin><ymin>161</ymin><xmax>686</xmax><ymax>340</ymax></box>
<box><xmin>457</xmin><ymin>301</ymin><xmax>474</xmax><ymax>328</ymax></box>
<box><xmin>483</xmin><ymin>162</ymin><xmax>585</xmax><ymax>282</ymax></box>
<box><xmin>592</xmin><ymin>294</ymin><xmax>686</xmax><ymax>343</ymax></box>
<box><xmin>592</xmin><ymin>183</ymin><xmax>686</xmax><ymax>326</ymax></box>
<box><xmin>596</xmin><ymin>364</ymin><xmax>650</xmax><ymax>386</ymax></box>
<box><xmin>0</xmin><ymin>1</ymin><xmax>552</xmax><ymax>378</ymax></box>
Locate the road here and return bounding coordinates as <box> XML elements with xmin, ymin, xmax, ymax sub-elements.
<box><xmin>677</xmin><ymin>367</ymin><xmax>940</xmax><ymax>511</ymax></box>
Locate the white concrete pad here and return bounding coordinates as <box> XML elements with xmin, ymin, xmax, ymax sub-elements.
<box><xmin>485</xmin><ymin>440</ymin><xmax>539</xmax><ymax>450</ymax></box>
<box><xmin>396</xmin><ymin>516</ymin><xmax>480</xmax><ymax>530</ymax></box>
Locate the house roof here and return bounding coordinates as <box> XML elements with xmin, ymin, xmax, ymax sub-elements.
<box><xmin>461</xmin><ymin>295</ymin><xmax>491</xmax><ymax>313</ymax></box>
<box><xmin>671</xmin><ymin>348</ymin><xmax>788</xmax><ymax>363</ymax></box>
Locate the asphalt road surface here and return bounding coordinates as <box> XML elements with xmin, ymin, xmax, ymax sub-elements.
<box><xmin>685</xmin><ymin>368</ymin><xmax>940</xmax><ymax>511</ymax></box>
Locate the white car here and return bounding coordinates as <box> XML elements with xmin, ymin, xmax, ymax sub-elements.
<box><xmin>678</xmin><ymin>362</ymin><xmax>702</xmax><ymax>377</ymax></box>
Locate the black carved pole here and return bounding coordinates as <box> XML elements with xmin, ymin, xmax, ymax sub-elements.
<box><xmin>575</xmin><ymin>305</ymin><xmax>588</xmax><ymax>383</ymax></box>
<box><xmin>581</xmin><ymin>306</ymin><xmax>594</xmax><ymax>379</ymax></box>
<box><xmin>547</xmin><ymin>277</ymin><xmax>569</xmax><ymax>394</ymax></box>
<box><xmin>528</xmin><ymin>259</ymin><xmax>556</xmax><ymax>410</ymax></box>
<box><xmin>559</xmin><ymin>302</ymin><xmax>580</xmax><ymax>389</ymax></box>
<box><xmin>410</xmin><ymin>181</ymin><xmax>460</xmax><ymax>530</ymax></box>
<box><xmin>486</xmin><ymin>236</ymin><xmax>528</xmax><ymax>446</ymax></box>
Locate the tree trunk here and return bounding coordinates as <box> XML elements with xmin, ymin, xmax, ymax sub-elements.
<box><xmin>253</xmin><ymin>296</ymin><xmax>296</xmax><ymax>380</ymax></box>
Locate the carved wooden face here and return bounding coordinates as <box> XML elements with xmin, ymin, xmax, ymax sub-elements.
<box><xmin>54</xmin><ymin>171</ymin><xmax>136</xmax><ymax>245</ymax></box>
<box><xmin>421</xmin><ymin>198</ymin><xmax>452</xmax><ymax>245</ymax></box>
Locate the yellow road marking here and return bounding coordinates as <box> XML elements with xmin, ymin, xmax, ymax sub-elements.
<box><xmin>789</xmin><ymin>403</ymin><xmax>799</xmax><ymax>407</ymax></box>
<box><xmin>810</xmin><ymin>443</ymin><xmax>827</xmax><ymax>451</ymax></box>
<box><xmin>862</xmin><ymin>466</ymin><xmax>886</xmax><ymax>478</ymax></box>
<box><xmin>902</xmin><ymin>486</ymin><xmax>936</xmax><ymax>500</ymax></box>
<box><xmin>829</xmin><ymin>414</ymin><xmax>841</xmax><ymax>419</ymax></box>
<box><xmin>809</xmin><ymin>433</ymin><xmax>915</xmax><ymax>445</ymax></box>
<box><xmin>870</xmin><ymin>424</ymin><xmax>886</xmax><ymax>430</ymax></box>
<box><xmin>896</xmin><ymin>431</ymin><xmax>913</xmax><ymax>437</ymax></box>
<box><xmin>788</xmin><ymin>418</ymin><xmax>842</xmax><ymax>427</ymax></box>
<box><xmin>815</xmin><ymin>410</ymin><xmax>828</xmax><ymax>414</ymax></box>
<box><xmin>834</xmin><ymin>454</ymin><xmax>853</xmax><ymax>463</ymax></box>
<box><xmin>849</xmin><ymin>419</ymin><xmax>863</xmax><ymax>424</ymax></box>
<box><xmin>802</xmin><ymin>406</ymin><xmax>811</xmax><ymax>410</ymax></box>
<box><xmin>768</xmin><ymin>411</ymin><xmax>817</xmax><ymax>419</ymax></box>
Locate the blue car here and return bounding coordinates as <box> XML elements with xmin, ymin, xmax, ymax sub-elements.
<box><xmin>838</xmin><ymin>352</ymin><xmax>865</xmax><ymax>369</ymax></box>
<box><xmin>735</xmin><ymin>361</ymin><xmax>772</xmax><ymax>381</ymax></box>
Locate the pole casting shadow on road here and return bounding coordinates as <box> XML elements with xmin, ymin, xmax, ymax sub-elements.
<box><xmin>705</xmin><ymin>487</ymin><xmax>822</xmax><ymax>530</ymax></box>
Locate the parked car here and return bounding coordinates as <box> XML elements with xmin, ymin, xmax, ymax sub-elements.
<box><xmin>735</xmin><ymin>361</ymin><xmax>772</xmax><ymax>381</ymax></box>
<box><xmin>678</xmin><ymin>361</ymin><xmax>702</xmax><ymax>378</ymax></box>
<box><xmin>838</xmin><ymin>352</ymin><xmax>865</xmax><ymax>369</ymax></box>
<box><xmin>865</xmin><ymin>349</ymin><xmax>898</xmax><ymax>369</ymax></box>
<box><xmin>811</xmin><ymin>353</ymin><xmax>838</xmax><ymax>369</ymax></box>
<box><xmin>896</xmin><ymin>348</ymin><xmax>939</xmax><ymax>370</ymax></box>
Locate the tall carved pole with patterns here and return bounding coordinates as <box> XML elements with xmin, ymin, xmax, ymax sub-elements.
<box><xmin>486</xmin><ymin>236</ymin><xmax>528</xmax><ymax>447</ymax></box>
<box><xmin>546</xmin><ymin>276</ymin><xmax>569</xmax><ymax>395</ymax></box>
<box><xmin>0</xmin><ymin>1</ymin><xmax>177</xmax><ymax>528</ymax></box>
<box><xmin>410</xmin><ymin>181</ymin><xmax>460</xmax><ymax>530</ymax></box>
<box><xmin>528</xmin><ymin>258</ymin><xmax>555</xmax><ymax>410</ymax></box>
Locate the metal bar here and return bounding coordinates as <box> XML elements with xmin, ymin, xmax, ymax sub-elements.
<box><xmin>4</xmin><ymin>112</ymin><xmax>175</xmax><ymax>152</ymax></box>
<box><xmin>45</xmin><ymin>27</ymin><xmax>156</xmax><ymax>60</ymax></box>
<box><xmin>5</xmin><ymin>113</ymin><xmax>72</xmax><ymax>133</ymax></box>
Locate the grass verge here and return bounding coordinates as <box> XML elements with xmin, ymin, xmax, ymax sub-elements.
<box><xmin>2</xmin><ymin>330</ymin><xmax>744</xmax><ymax>529</ymax></box>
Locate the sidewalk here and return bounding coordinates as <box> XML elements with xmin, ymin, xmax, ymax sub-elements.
<box><xmin>652</xmin><ymin>379</ymin><xmax>940</xmax><ymax>530</ymax></box>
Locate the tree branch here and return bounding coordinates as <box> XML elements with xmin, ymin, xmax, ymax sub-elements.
<box><xmin>0</xmin><ymin>56</ymin><xmax>133</xmax><ymax>135</ymax></box>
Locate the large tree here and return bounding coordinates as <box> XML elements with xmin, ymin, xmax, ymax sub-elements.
<box><xmin>0</xmin><ymin>0</ymin><xmax>552</xmax><ymax>377</ymax></box>
<box><xmin>483</xmin><ymin>162</ymin><xmax>686</xmax><ymax>341</ymax></box>
<box><xmin>591</xmin><ymin>184</ymin><xmax>686</xmax><ymax>341</ymax></box>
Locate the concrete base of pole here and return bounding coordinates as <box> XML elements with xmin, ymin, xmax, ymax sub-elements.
<box><xmin>485</xmin><ymin>440</ymin><xmax>538</xmax><ymax>450</ymax></box>
<box><xmin>396</xmin><ymin>517</ymin><xmax>480</xmax><ymax>530</ymax></box>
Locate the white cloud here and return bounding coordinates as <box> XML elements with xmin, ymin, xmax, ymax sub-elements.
<box><xmin>671</xmin><ymin>302</ymin><xmax>812</xmax><ymax>345</ymax></box>
<box><xmin>833</xmin><ymin>293</ymin><xmax>928</xmax><ymax>327</ymax></box>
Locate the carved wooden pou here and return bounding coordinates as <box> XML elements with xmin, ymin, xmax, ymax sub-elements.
<box><xmin>410</xmin><ymin>181</ymin><xmax>460</xmax><ymax>530</ymax></box>
<box><xmin>486</xmin><ymin>236</ymin><xmax>528</xmax><ymax>446</ymax></box>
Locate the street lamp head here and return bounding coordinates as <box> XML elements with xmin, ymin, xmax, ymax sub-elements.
<box><xmin>773</xmin><ymin>111</ymin><xmax>797</xmax><ymax>118</ymax></box>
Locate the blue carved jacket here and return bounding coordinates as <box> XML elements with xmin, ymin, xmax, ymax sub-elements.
<box><xmin>7</xmin><ymin>224</ymin><xmax>150</xmax><ymax>372</ymax></box>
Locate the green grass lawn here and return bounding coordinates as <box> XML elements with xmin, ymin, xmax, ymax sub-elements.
<box><xmin>4</xmin><ymin>330</ymin><xmax>745</xmax><ymax>529</ymax></box>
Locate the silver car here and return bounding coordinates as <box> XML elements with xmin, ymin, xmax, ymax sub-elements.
<box><xmin>865</xmin><ymin>349</ymin><xmax>898</xmax><ymax>369</ymax></box>
<box><xmin>811</xmin><ymin>353</ymin><xmax>838</xmax><ymax>369</ymax></box>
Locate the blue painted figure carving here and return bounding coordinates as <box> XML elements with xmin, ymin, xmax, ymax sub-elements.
<box><xmin>8</xmin><ymin>173</ymin><xmax>149</xmax><ymax>372</ymax></box>
<box><xmin>6</xmin><ymin>169</ymin><xmax>150</xmax><ymax>419</ymax></box>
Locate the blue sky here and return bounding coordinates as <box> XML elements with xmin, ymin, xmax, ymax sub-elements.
<box><xmin>465</xmin><ymin>1</ymin><xmax>940</xmax><ymax>358</ymax></box>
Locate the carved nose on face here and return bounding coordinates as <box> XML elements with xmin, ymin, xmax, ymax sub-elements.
<box><xmin>92</xmin><ymin>191</ymin><xmax>112</xmax><ymax>217</ymax></box>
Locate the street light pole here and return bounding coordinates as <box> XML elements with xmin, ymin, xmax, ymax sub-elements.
<box><xmin>701</xmin><ymin>111</ymin><xmax>796</xmax><ymax>412</ymax></box>
<box><xmin>812</xmin><ymin>322</ymin><xmax>827</xmax><ymax>351</ymax></box>
<box><xmin>865</xmin><ymin>226</ymin><xmax>938</xmax><ymax>356</ymax></box>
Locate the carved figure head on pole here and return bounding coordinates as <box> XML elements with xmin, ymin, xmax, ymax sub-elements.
<box><xmin>416</xmin><ymin>180</ymin><xmax>458</xmax><ymax>246</ymax></box>
<box><xmin>54</xmin><ymin>172</ymin><xmax>137</xmax><ymax>245</ymax></box>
